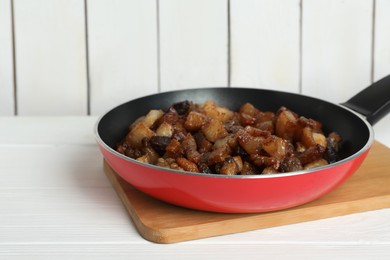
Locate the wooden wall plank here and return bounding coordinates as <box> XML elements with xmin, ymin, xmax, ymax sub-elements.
<box><xmin>88</xmin><ymin>0</ymin><xmax>158</xmax><ymax>116</ymax></box>
<box><xmin>14</xmin><ymin>0</ymin><xmax>87</xmax><ymax>115</ymax></box>
<box><xmin>159</xmin><ymin>0</ymin><xmax>228</xmax><ymax>91</ymax></box>
<box><xmin>230</xmin><ymin>0</ymin><xmax>300</xmax><ymax>93</ymax></box>
<box><xmin>374</xmin><ymin>0</ymin><xmax>390</xmax><ymax>81</ymax></box>
<box><xmin>372</xmin><ymin>0</ymin><xmax>390</xmax><ymax>130</ymax></box>
<box><xmin>302</xmin><ymin>0</ymin><xmax>373</xmax><ymax>103</ymax></box>
<box><xmin>0</xmin><ymin>0</ymin><xmax>14</xmax><ymax>115</ymax></box>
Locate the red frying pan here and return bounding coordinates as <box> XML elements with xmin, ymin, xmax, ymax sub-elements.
<box><xmin>96</xmin><ymin>75</ymin><xmax>390</xmax><ymax>213</ymax></box>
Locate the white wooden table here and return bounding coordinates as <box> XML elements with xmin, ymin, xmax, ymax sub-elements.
<box><xmin>1</xmin><ymin>115</ymin><xmax>390</xmax><ymax>259</ymax></box>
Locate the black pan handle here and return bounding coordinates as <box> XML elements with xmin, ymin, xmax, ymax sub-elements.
<box><xmin>341</xmin><ymin>74</ymin><xmax>390</xmax><ymax>126</ymax></box>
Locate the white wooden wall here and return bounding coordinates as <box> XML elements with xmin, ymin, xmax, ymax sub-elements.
<box><xmin>0</xmin><ymin>0</ymin><xmax>389</xmax><ymax>116</ymax></box>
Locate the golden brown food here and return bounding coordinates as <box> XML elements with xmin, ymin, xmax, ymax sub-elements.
<box><xmin>116</xmin><ymin>100</ymin><xmax>342</xmax><ymax>175</ymax></box>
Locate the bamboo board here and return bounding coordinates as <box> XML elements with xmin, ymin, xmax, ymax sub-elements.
<box><xmin>104</xmin><ymin>141</ymin><xmax>390</xmax><ymax>243</ymax></box>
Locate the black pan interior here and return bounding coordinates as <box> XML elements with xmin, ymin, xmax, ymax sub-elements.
<box><xmin>97</xmin><ymin>88</ymin><xmax>371</xmax><ymax>161</ymax></box>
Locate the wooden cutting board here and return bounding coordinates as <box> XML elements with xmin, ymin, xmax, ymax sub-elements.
<box><xmin>104</xmin><ymin>141</ymin><xmax>390</xmax><ymax>244</ymax></box>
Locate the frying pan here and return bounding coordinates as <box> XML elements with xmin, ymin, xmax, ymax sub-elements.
<box><xmin>96</xmin><ymin>75</ymin><xmax>390</xmax><ymax>213</ymax></box>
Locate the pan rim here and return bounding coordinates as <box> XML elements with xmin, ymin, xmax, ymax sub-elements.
<box><xmin>94</xmin><ymin>87</ymin><xmax>375</xmax><ymax>179</ymax></box>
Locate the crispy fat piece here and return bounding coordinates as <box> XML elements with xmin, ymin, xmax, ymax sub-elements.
<box><xmin>165</xmin><ymin>138</ymin><xmax>184</xmax><ymax>158</ymax></box>
<box><xmin>241</xmin><ymin>161</ymin><xmax>259</xmax><ymax>175</ymax></box>
<box><xmin>262</xmin><ymin>166</ymin><xmax>279</xmax><ymax>175</ymax></box>
<box><xmin>207</xmin><ymin>146</ymin><xmax>231</xmax><ymax>165</ymax></box>
<box><xmin>143</xmin><ymin>109</ymin><xmax>164</xmax><ymax>128</ymax></box>
<box><xmin>300</xmin><ymin>127</ymin><xmax>327</xmax><ymax>149</ymax></box>
<box><xmin>159</xmin><ymin>107</ymin><xmax>180</xmax><ymax>125</ymax></box>
<box><xmin>236</xmin><ymin>128</ymin><xmax>265</xmax><ymax>155</ymax></box>
<box><xmin>184</xmin><ymin>111</ymin><xmax>207</xmax><ymax>132</ymax></box>
<box><xmin>239</xmin><ymin>102</ymin><xmax>259</xmax><ymax>117</ymax></box>
<box><xmin>193</xmin><ymin>132</ymin><xmax>213</xmax><ymax>153</ymax></box>
<box><xmin>275</xmin><ymin>107</ymin><xmax>298</xmax><ymax>141</ymax></box>
<box><xmin>219</xmin><ymin>157</ymin><xmax>240</xmax><ymax>175</ymax></box>
<box><xmin>202</xmin><ymin>100</ymin><xmax>234</xmax><ymax>122</ymax></box>
<box><xmin>300</xmin><ymin>126</ymin><xmax>317</xmax><ymax>148</ymax></box>
<box><xmin>201</xmin><ymin>118</ymin><xmax>228</xmax><ymax>143</ymax></box>
<box><xmin>303</xmin><ymin>159</ymin><xmax>328</xmax><ymax>170</ymax></box>
<box><xmin>250</xmin><ymin>154</ymin><xmax>281</xmax><ymax>169</ymax></box>
<box><xmin>297</xmin><ymin>144</ymin><xmax>326</xmax><ymax>165</ymax></box>
<box><xmin>126</xmin><ymin>122</ymin><xmax>154</xmax><ymax>148</ymax></box>
<box><xmin>313</xmin><ymin>132</ymin><xmax>327</xmax><ymax>148</ymax></box>
<box><xmin>262</xmin><ymin>135</ymin><xmax>293</xmax><ymax>160</ymax></box>
<box><xmin>156</xmin><ymin>122</ymin><xmax>174</xmax><ymax>137</ymax></box>
<box><xmin>176</xmin><ymin>157</ymin><xmax>199</xmax><ymax>172</ymax></box>
<box><xmin>182</xmin><ymin>133</ymin><xmax>201</xmax><ymax>163</ymax></box>
<box><xmin>239</xmin><ymin>112</ymin><xmax>257</xmax><ymax>126</ymax></box>
<box><xmin>136</xmin><ymin>148</ymin><xmax>159</xmax><ymax>164</ymax></box>
<box><xmin>136</xmin><ymin>138</ymin><xmax>160</xmax><ymax>164</ymax></box>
